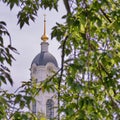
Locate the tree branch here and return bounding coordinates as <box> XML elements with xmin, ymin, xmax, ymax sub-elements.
<box><xmin>58</xmin><ymin>35</ymin><xmax>68</xmax><ymax>120</ymax></box>
<box><xmin>100</xmin><ymin>8</ymin><xmax>112</xmax><ymax>23</ymax></box>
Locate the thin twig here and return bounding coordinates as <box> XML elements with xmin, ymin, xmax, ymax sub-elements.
<box><xmin>100</xmin><ymin>8</ymin><xmax>112</xmax><ymax>23</ymax></box>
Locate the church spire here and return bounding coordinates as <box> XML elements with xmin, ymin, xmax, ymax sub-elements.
<box><xmin>41</xmin><ymin>14</ymin><xmax>49</xmax><ymax>42</ymax></box>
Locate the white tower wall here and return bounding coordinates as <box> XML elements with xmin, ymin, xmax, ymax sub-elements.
<box><xmin>31</xmin><ymin>62</ymin><xmax>58</xmax><ymax>119</ymax></box>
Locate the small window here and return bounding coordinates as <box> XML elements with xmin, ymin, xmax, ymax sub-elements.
<box><xmin>32</xmin><ymin>101</ymin><xmax>36</xmax><ymax>113</ymax></box>
<box><xmin>46</xmin><ymin>99</ymin><xmax>54</xmax><ymax>119</ymax></box>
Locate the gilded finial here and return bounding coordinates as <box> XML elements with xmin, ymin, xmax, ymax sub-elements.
<box><xmin>41</xmin><ymin>14</ymin><xmax>49</xmax><ymax>42</ymax></box>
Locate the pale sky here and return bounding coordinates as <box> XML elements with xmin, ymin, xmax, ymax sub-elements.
<box><xmin>0</xmin><ymin>1</ymin><xmax>66</xmax><ymax>90</ymax></box>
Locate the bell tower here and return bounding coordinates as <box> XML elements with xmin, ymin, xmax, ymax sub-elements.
<box><xmin>30</xmin><ymin>15</ymin><xmax>58</xmax><ymax>119</ymax></box>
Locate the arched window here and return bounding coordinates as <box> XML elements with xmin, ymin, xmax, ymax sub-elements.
<box><xmin>46</xmin><ymin>99</ymin><xmax>54</xmax><ymax>119</ymax></box>
<box><xmin>32</xmin><ymin>100</ymin><xmax>36</xmax><ymax>113</ymax></box>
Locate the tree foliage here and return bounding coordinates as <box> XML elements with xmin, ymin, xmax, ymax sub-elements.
<box><xmin>0</xmin><ymin>0</ymin><xmax>120</xmax><ymax>120</ymax></box>
<box><xmin>51</xmin><ymin>0</ymin><xmax>120</xmax><ymax>119</ymax></box>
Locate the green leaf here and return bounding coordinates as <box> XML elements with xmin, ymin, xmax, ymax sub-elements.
<box><xmin>14</xmin><ymin>94</ymin><xmax>22</xmax><ymax>104</ymax></box>
<box><xmin>20</xmin><ymin>101</ymin><xmax>25</xmax><ymax>109</ymax></box>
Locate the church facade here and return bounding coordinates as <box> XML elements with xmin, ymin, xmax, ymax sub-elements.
<box><xmin>30</xmin><ymin>16</ymin><xmax>58</xmax><ymax>119</ymax></box>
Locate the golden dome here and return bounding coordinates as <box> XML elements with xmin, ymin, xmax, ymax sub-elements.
<box><xmin>41</xmin><ymin>14</ymin><xmax>49</xmax><ymax>42</ymax></box>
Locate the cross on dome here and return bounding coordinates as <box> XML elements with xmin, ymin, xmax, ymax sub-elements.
<box><xmin>41</xmin><ymin>14</ymin><xmax>49</xmax><ymax>42</ymax></box>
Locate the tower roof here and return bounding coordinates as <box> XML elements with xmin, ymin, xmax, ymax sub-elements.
<box><xmin>32</xmin><ymin>42</ymin><xmax>58</xmax><ymax>67</ymax></box>
<box><xmin>31</xmin><ymin>16</ymin><xmax>58</xmax><ymax>67</ymax></box>
<box><xmin>32</xmin><ymin>51</ymin><xmax>58</xmax><ymax>67</ymax></box>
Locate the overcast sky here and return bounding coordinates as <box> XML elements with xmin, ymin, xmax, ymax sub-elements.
<box><xmin>0</xmin><ymin>1</ymin><xmax>66</xmax><ymax>90</ymax></box>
